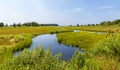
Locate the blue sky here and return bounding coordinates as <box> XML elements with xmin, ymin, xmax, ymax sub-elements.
<box><xmin>0</xmin><ymin>0</ymin><xmax>120</xmax><ymax>25</ymax></box>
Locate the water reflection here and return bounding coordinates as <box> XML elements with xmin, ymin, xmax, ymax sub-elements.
<box><xmin>29</xmin><ymin>34</ymin><xmax>83</xmax><ymax>60</ymax></box>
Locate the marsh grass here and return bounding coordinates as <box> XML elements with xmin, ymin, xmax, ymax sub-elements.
<box><xmin>0</xmin><ymin>27</ymin><xmax>73</xmax><ymax>35</ymax></box>
<box><xmin>67</xmin><ymin>26</ymin><xmax>120</xmax><ymax>32</ymax></box>
<box><xmin>57</xmin><ymin>31</ymin><xmax>106</xmax><ymax>49</ymax></box>
<box><xmin>1</xmin><ymin>46</ymin><xmax>119</xmax><ymax>70</ymax></box>
<box><xmin>88</xmin><ymin>33</ymin><xmax>120</xmax><ymax>70</ymax></box>
<box><xmin>0</xmin><ymin>26</ymin><xmax>120</xmax><ymax>70</ymax></box>
<box><xmin>0</xmin><ymin>34</ymin><xmax>32</xmax><ymax>64</ymax></box>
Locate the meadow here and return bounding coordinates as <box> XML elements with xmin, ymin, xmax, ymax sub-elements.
<box><xmin>0</xmin><ymin>26</ymin><xmax>120</xmax><ymax>70</ymax></box>
<box><xmin>57</xmin><ymin>31</ymin><xmax>106</xmax><ymax>49</ymax></box>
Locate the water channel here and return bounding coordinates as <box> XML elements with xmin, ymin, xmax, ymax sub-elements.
<box><xmin>14</xmin><ymin>30</ymin><xmax>83</xmax><ymax>60</ymax></box>
<box><xmin>14</xmin><ymin>30</ymin><xmax>105</xmax><ymax>60</ymax></box>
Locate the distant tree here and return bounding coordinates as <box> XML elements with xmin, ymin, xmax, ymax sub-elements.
<box><xmin>0</xmin><ymin>22</ymin><xmax>4</xmax><ymax>27</ymax></box>
<box><xmin>22</xmin><ymin>22</ymin><xmax>30</xmax><ymax>26</ymax></box>
<box><xmin>100</xmin><ymin>21</ymin><xmax>108</xmax><ymax>25</ymax></box>
<box><xmin>112</xmin><ymin>19</ymin><xmax>120</xmax><ymax>24</ymax></box>
<box><xmin>99</xmin><ymin>19</ymin><xmax>120</xmax><ymax>26</ymax></box>
<box><xmin>77</xmin><ymin>24</ymin><xmax>79</xmax><ymax>26</ymax></box>
<box><xmin>18</xmin><ymin>23</ymin><xmax>21</xmax><ymax>26</ymax></box>
<box><xmin>84</xmin><ymin>24</ymin><xmax>87</xmax><ymax>26</ymax></box>
<box><xmin>69</xmin><ymin>25</ymin><xmax>72</xmax><ymax>26</ymax></box>
<box><xmin>91</xmin><ymin>24</ymin><xmax>95</xmax><ymax>26</ymax></box>
<box><xmin>80</xmin><ymin>25</ymin><xmax>83</xmax><ymax>26</ymax></box>
<box><xmin>87</xmin><ymin>24</ymin><xmax>91</xmax><ymax>26</ymax></box>
<box><xmin>13</xmin><ymin>23</ymin><xmax>16</xmax><ymax>27</ymax></box>
<box><xmin>22</xmin><ymin>22</ymin><xmax>39</xmax><ymax>26</ymax></box>
<box><xmin>5</xmin><ymin>24</ymin><xmax>8</xmax><ymax>27</ymax></box>
<box><xmin>31</xmin><ymin>22</ymin><xmax>39</xmax><ymax>26</ymax></box>
<box><xmin>40</xmin><ymin>24</ymin><xmax>58</xmax><ymax>26</ymax></box>
<box><xmin>96</xmin><ymin>24</ymin><xmax>99</xmax><ymax>26</ymax></box>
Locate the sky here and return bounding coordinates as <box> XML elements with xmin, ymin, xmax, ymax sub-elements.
<box><xmin>0</xmin><ymin>0</ymin><xmax>120</xmax><ymax>25</ymax></box>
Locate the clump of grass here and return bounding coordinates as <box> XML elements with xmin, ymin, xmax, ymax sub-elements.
<box><xmin>91</xmin><ymin>33</ymin><xmax>120</xmax><ymax>70</ymax></box>
<box><xmin>94</xmin><ymin>33</ymin><xmax>120</xmax><ymax>57</ymax></box>
<box><xmin>0</xmin><ymin>47</ymin><xmax>12</xmax><ymax>64</ymax></box>
<box><xmin>0</xmin><ymin>34</ymin><xmax>32</xmax><ymax>64</ymax></box>
<box><xmin>57</xmin><ymin>31</ymin><xmax>106</xmax><ymax>49</ymax></box>
<box><xmin>0</xmin><ymin>45</ymin><xmax>120</xmax><ymax>70</ymax></box>
<box><xmin>0</xmin><ymin>47</ymin><xmax>62</xmax><ymax>70</ymax></box>
<box><xmin>0</xmin><ymin>34</ymin><xmax>32</xmax><ymax>51</ymax></box>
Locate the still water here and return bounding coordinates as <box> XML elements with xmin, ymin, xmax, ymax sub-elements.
<box><xmin>14</xmin><ymin>30</ymin><xmax>83</xmax><ymax>60</ymax></box>
<box><xmin>29</xmin><ymin>34</ymin><xmax>83</xmax><ymax>60</ymax></box>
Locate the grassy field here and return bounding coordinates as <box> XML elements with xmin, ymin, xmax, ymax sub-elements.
<box><xmin>0</xmin><ymin>26</ymin><xmax>73</xmax><ymax>35</ymax></box>
<box><xmin>57</xmin><ymin>31</ymin><xmax>106</xmax><ymax>49</ymax></box>
<box><xmin>67</xmin><ymin>26</ymin><xmax>120</xmax><ymax>32</ymax></box>
<box><xmin>0</xmin><ymin>26</ymin><xmax>119</xmax><ymax>70</ymax></box>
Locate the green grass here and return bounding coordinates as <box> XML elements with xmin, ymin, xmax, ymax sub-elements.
<box><xmin>0</xmin><ymin>34</ymin><xmax>32</xmax><ymax>51</ymax></box>
<box><xmin>66</xmin><ymin>26</ymin><xmax>120</xmax><ymax>32</ymax></box>
<box><xmin>92</xmin><ymin>33</ymin><xmax>120</xmax><ymax>70</ymax></box>
<box><xmin>0</xmin><ymin>26</ymin><xmax>120</xmax><ymax>70</ymax></box>
<box><xmin>57</xmin><ymin>31</ymin><xmax>106</xmax><ymax>49</ymax></box>
<box><xmin>0</xmin><ymin>34</ymin><xmax>32</xmax><ymax>64</ymax></box>
<box><xmin>0</xmin><ymin>41</ymin><xmax>119</xmax><ymax>70</ymax></box>
<box><xmin>0</xmin><ymin>26</ymin><xmax>73</xmax><ymax>35</ymax></box>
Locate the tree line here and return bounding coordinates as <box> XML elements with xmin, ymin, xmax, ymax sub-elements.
<box><xmin>99</xmin><ymin>19</ymin><xmax>120</xmax><ymax>26</ymax></box>
<box><xmin>0</xmin><ymin>22</ymin><xmax>58</xmax><ymax>27</ymax></box>
<box><xmin>1</xmin><ymin>19</ymin><xmax>120</xmax><ymax>27</ymax></box>
<box><xmin>76</xmin><ymin>19</ymin><xmax>120</xmax><ymax>26</ymax></box>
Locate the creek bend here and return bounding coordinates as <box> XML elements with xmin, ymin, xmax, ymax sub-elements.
<box><xmin>14</xmin><ymin>31</ymin><xmax>83</xmax><ymax>60</ymax></box>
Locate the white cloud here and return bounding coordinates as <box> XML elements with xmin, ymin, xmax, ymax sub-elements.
<box><xmin>71</xmin><ymin>8</ymin><xmax>83</xmax><ymax>12</ymax></box>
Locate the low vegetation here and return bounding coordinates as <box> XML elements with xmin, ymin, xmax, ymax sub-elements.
<box><xmin>57</xmin><ymin>31</ymin><xmax>106</xmax><ymax>49</ymax></box>
<box><xmin>0</xmin><ymin>34</ymin><xmax>32</xmax><ymax>64</ymax></box>
<box><xmin>0</xmin><ymin>26</ymin><xmax>73</xmax><ymax>35</ymax></box>
<box><xmin>0</xmin><ymin>26</ymin><xmax>119</xmax><ymax>70</ymax></box>
<box><xmin>0</xmin><ymin>33</ymin><xmax>120</xmax><ymax>70</ymax></box>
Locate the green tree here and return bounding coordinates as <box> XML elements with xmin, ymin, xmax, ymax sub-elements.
<box><xmin>13</xmin><ymin>23</ymin><xmax>16</xmax><ymax>27</ymax></box>
<box><xmin>5</xmin><ymin>24</ymin><xmax>8</xmax><ymax>27</ymax></box>
<box><xmin>0</xmin><ymin>22</ymin><xmax>4</xmax><ymax>27</ymax></box>
<box><xmin>18</xmin><ymin>23</ymin><xmax>21</xmax><ymax>27</ymax></box>
<box><xmin>77</xmin><ymin>24</ymin><xmax>79</xmax><ymax>26</ymax></box>
<box><xmin>31</xmin><ymin>22</ymin><xmax>39</xmax><ymax>26</ymax></box>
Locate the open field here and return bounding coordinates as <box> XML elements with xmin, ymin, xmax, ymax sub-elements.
<box><xmin>0</xmin><ymin>26</ymin><xmax>73</xmax><ymax>35</ymax></box>
<box><xmin>0</xmin><ymin>26</ymin><xmax>120</xmax><ymax>35</ymax></box>
<box><xmin>57</xmin><ymin>31</ymin><xmax>106</xmax><ymax>49</ymax></box>
<box><xmin>0</xmin><ymin>26</ymin><xmax>120</xmax><ymax>70</ymax></box>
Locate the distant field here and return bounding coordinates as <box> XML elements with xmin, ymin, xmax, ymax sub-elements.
<box><xmin>0</xmin><ymin>26</ymin><xmax>73</xmax><ymax>35</ymax></box>
<box><xmin>0</xmin><ymin>26</ymin><xmax>120</xmax><ymax>35</ymax></box>
<box><xmin>66</xmin><ymin>26</ymin><xmax>120</xmax><ymax>32</ymax></box>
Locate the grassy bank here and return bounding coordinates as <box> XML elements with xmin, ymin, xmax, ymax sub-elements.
<box><xmin>57</xmin><ymin>31</ymin><xmax>106</xmax><ymax>49</ymax></box>
<box><xmin>0</xmin><ymin>34</ymin><xmax>32</xmax><ymax>64</ymax></box>
<box><xmin>0</xmin><ymin>34</ymin><xmax>32</xmax><ymax>51</ymax></box>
